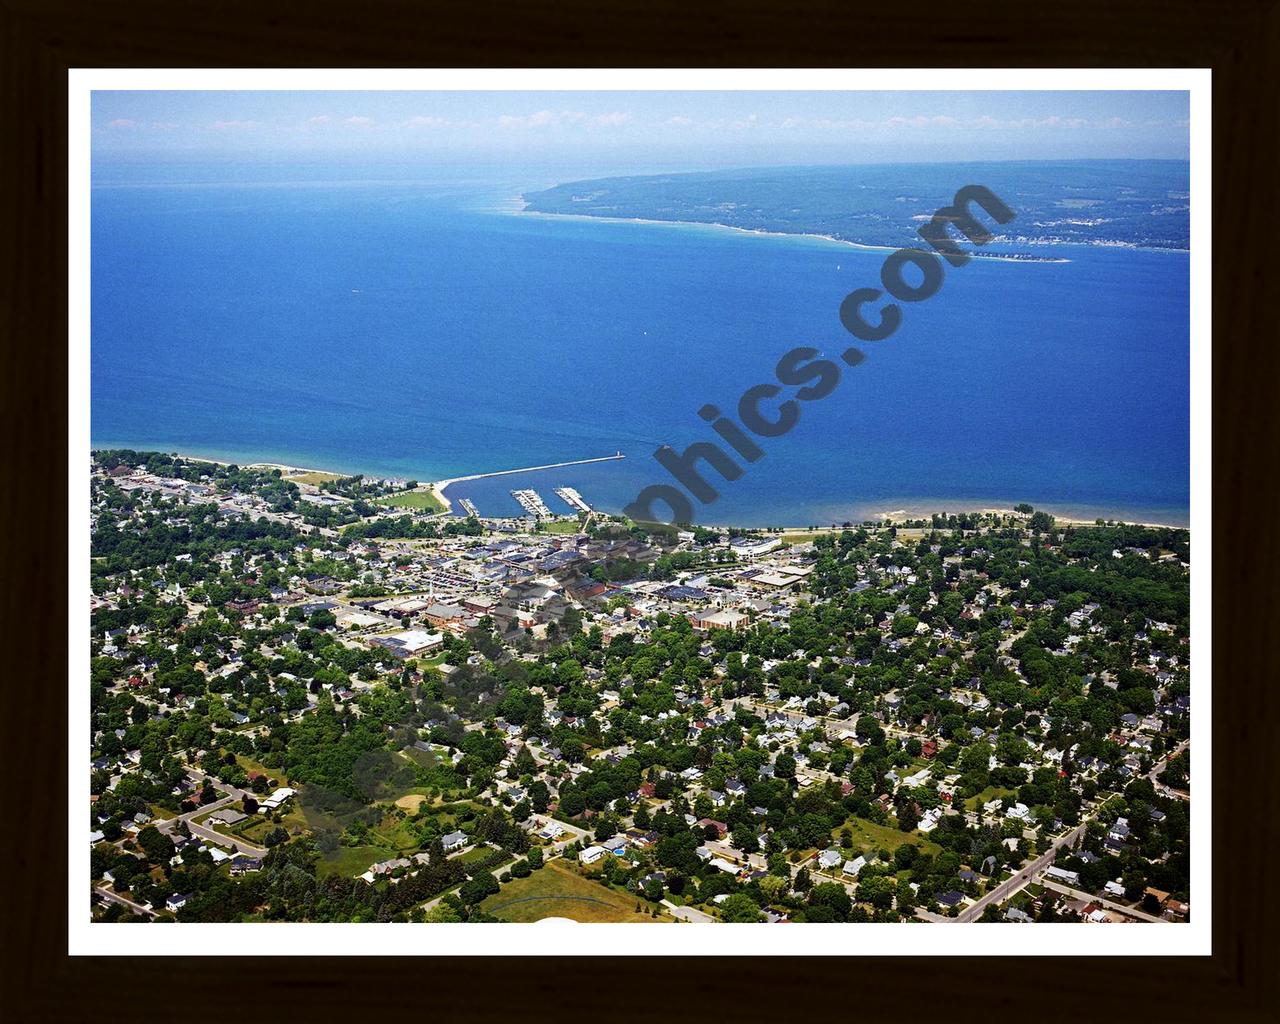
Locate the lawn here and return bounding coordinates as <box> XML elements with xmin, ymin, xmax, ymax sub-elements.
<box><xmin>480</xmin><ymin>860</ymin><xmax>662</xmax><ymax>923</ymax></box>
<box><xmin>367</xmin><ymin>816</ymin><xmax>424</xmax><ymax>853</ymax></box>
<box><xmin>963</xmin><ymin>786</ymin><xmax>1019</xmax><ymax>812</ymax></box>
<box><xmin>221</xmin><ymin>795</ymin><xmax>311</xmax><ymax>844</ymax></box>
<box><xmin>288</xmin><ymin>471</ymin><xmax>343</xmax><ymax>486</ymax></box>
<box><xmin>317</xmin><ymin>844</ymin><xmax>393</xmax><ymax>878</ymax></box>
<box><xmin>537</xmin><ymin>518</ymin><xmax>585</xmax><ymax>535</ymax></box>
<box><xmin>834</xmin><ymin>816</ymin><xmax>943</xmax><ymax>859</ymax></box>
<box><xmin>456</xmin><ymin>845</ymin><xmax>500</xmax><ymax>867</ymax></box>
<box><xmin>234</xmin><ymin>754</ymin><xmax>290</xmax><ymax>788</ymax></box>
<box><xmin>375</xmin><ymin>489</ymin><xmax>446</xmax><ymax>513</ymax></box>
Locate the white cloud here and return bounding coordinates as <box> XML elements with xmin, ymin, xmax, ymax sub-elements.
<box><xmin>107</xmin><ymin>118</ymin><xmax>139</xmax><ymax>130</ymax></box>
<box><xmin>661</xmin><ymin>112</ymin><xmax>1136</xmax><ymax>136</ymax></box>
<box><xmin>496</xmin><ymin>109</ymin><xmax>631</xmax><ymax>129</ymax></box>
<box><xmin>210</xmin><ymin>120</ymin><xmax>260</xmax><ymax>131</ymax></box>
<box><xmin>343</xmin><ymin>116</ymin><xmax>373</xmax><ymax>129</ymax></box>
<box><xmin>881</xmin><ymin>114</ymin><xmax>958</xmax><ymax>128</ymax></box>
<box><xmin>520</xmin><ymin>110</ymin><xmax>563</xmax><ymax>127</ymax></box>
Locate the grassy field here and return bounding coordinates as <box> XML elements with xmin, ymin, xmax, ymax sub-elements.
<box><xmin>375</xmin><ymin>490</ymin><xmax>446</xmax><ymax>513</ymax></box>
<box><xmin>395</xmin><ymin>794</ymin><xmax>428</xmax><ymax>811</ymax></box>
<box><xmin>480</xmin><ymin>860</ymin><xmax>662</xmax><ymax>923</ymax></box>
<box><xmin>316</xmin><ymin>844</ymin><xmax>393</xmax><ymax>878</ymax></box>
<box><xmin>835</xmin><ymin>816</ymin><xmax>943</xmax><ymax>858</ymax></box>
<box><xmin>456</xmin><ymin>845</ymin><xmax>500</xmax><ymax>867</ymax></box>
<box><xmin>236</xmin><ymin>807</ymin><xmax>309</xmax><ymax>844</ymax></box>
<box><xmin>288</xmin><ymin>471</ymin><xmax>344</xmax><ymax>486</ymax></box>
<box><xmin>367</xmin><ymin>812</ymin><xmax>426</xmax><ymax>853</ymax></box>
<box><xmin>234</xmin><ymin>754</ymin><xmax>290</xmax><ymax>787</ymax></box>
<box><xmin>537</xmin><ymin>518</ymin><xmax>585</xmax><ymax>535</ymax></box>
<box><xmin>963</xmin><ymin>786</ymin><xmax>1019</xmax><ymax>812</ymax></box>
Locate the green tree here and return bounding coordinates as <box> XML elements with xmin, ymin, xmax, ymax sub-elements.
<box><xmin>719</xmin><ymin>893</ymin><xmax>763</xmax><ymax>923</ymax></box>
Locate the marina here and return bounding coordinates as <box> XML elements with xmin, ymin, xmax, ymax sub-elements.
<box><xmin>510</xmin><ymin>488</ymin><xmax>553</xmax><ymax>518</ymax></box>
<box><xmin>429</xmin><ymin>452</ymin><xmax>625</xmax><ymax>514</ymax></box>
<box><xmin>554</xmin><ymin>486</ymin><xmax>593</xmax><ymax>514</ymax></box>
<box><xmin>459</xmin><ymin>497</ymin><xmax>480</xmax><ymax>517</ymax></box>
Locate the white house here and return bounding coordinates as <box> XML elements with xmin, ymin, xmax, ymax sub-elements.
<box><xmin>259</xmin><ymin>787</ymin><xmax>296</xmax><ymax>812</ymax></box>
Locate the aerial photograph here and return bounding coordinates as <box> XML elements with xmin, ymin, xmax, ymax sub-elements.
<box><xmin>85</xmin><ymin>85</ymin><xmax>1194</xmax><ymax>932</ymax></box>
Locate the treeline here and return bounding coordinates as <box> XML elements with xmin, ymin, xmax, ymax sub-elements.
<box><xmin>341</xmin><ymin>516</ymin><xmax>484</xmax><ymax>541</ymax></box>
<box><xmin>96</xmin><ymin>449</ymin><xmax>298</xmax><ymax>501</ymax></box>
<box><xmin>91</xmin><ymin>504</ymin><xmax>300</xmax><ymax>573</ymax></box>
<box><xmin>101</xmin><ymin>841</ymin><xmax>469</xmax><ymax>923</ymax></box>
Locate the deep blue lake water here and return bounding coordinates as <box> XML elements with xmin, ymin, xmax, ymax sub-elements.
<box><xmin>91</xmin><ymin>171</ymin><xmax>1190</xmax><ymax>526</ymax></box>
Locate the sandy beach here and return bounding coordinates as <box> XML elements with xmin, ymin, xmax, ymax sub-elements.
<box><xmin>512</xmin><ymin>202</ymin><xmax>1073</xmax><ymax>264</ymax></box>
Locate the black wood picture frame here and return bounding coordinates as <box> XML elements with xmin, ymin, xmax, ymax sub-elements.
<box><xmin>2</xmin><ymin>1</ymin><xmax>1276</xmax><ymax>1020</ymax></box>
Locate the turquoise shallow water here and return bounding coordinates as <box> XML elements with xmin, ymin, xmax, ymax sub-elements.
<box><xmin>91</xmin><ymin>168</ymin><xmax>1190</xmax><ymax>526</ymax></box>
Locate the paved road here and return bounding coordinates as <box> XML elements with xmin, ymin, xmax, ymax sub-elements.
<box><xmin>185</xmin><ymin>819</ymin><xmax>268</xmax><ymax>857</ymax></box>
<box><xmin>956</xmin><ymin>821</ymin><xmax>1087</xmax><ymax>922</ymax></box>
<box><xmin>1150</xmin><ymin>739</ymin><xmax>1191</xmax><ymax>801</ymax></box>
<box><xmin>702</xmin><ymin>839</ymin><xmax>767</xmax><ymax>872</ymax></box>
<box><xmin>956</xmin><ymin>738</ymin><xmax>1191</xmax><ymax>922</ymax></box>
<box><xmin>1040</xmin><ymin>880</ymin><xmax>1167</xmax><ymax>923</ymax></box>
<box><xmin>94</xmin><ymin>885</ymin><xmax>157</xmax><ymax>919</ymax></box>
<box><xmin>189</xmin><ymin>769</ymin><xmax>260</xmax><ymax>801</ymax></box>
<box><xmin>156</xmin><ymin>792</ymin><xmax>237</xmax><ymax>832</ymax></box>
<box><xmin>419</xmin><ymin>881</ymin><xmax>466</xmax><ymax>915</ymax></box>
<box><xmin>155</xmin><ymin>772</ymin><xmax>268</xmax><ymax>857</ymax></box>
<box><xmin>735</xmin><ymin>698</ymin><xmax>924</xmax><ymax>746</ymax></box>
<box><xmin>527</xmin><ymin>813</ymin><xmax>592</xmax><ymax>855</ymax></box>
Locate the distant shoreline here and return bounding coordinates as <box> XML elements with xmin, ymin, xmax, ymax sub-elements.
<box><xmin>511</xmin><ymin>194</ymin><xmax>1188</xmax><ymax>260</ymax></box>
<box><xmin>511</xmin><ymin>202</ymin><xmax>1074</xmax><ymax>264</ymax></box>
<box><xmin>763</xmin><ymin>504</ymin><xmax>1189</xmax><ymax>531</ymax></box>
<box><xmin>93</xmin><ymin>444</ymin><xmax>1189</xmax><ymax>531</ymax></box>
<box><xmin>95</xmin><ymin>446</ymin><xmax>345</xmax><ymax>479</ymax></box>
<box><xmin>516</xmin><ymin>203</ymin><xmax>1193</xmax><ymax>260</ymax></box>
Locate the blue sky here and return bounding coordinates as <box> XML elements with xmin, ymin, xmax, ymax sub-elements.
<box><xmin>93</xmin><ymin>90</ymin><xmax>1190</xmax><ymax>175</ymax></box>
